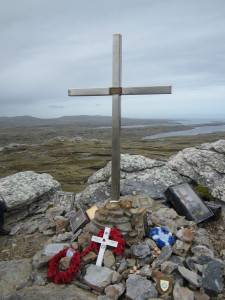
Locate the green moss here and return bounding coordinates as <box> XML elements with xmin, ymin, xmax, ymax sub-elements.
<box><xmin>194</xmin><ymin>185</ymin><xmax>214</xmax><ymax>201</ymax></box>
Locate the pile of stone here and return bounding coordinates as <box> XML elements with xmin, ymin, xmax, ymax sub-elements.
<box><xmin>1</xmin><ymin>195</ymin><xmax>224</xmax><ymax>300</ymax></box>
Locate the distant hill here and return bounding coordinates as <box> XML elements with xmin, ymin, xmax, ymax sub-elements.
<box><xmin>0</xmin><ymin>115</ymin><xmax>171</xmax><ymax>128</ymax></box>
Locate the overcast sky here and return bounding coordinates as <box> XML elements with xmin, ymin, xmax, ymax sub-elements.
<box><xmin>0</xmin><ymin>0</ymin><xmax>225</xmax><ymax>120</ymax></box>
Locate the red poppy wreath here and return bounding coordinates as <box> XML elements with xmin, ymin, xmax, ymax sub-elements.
<box><xmin>47</xmin><ymin>227</ymin><xmax>125</xmax><ymax>284</ymax></box>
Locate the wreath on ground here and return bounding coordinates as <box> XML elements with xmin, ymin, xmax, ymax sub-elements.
<box><xmin>47</xmin><ymin>227</ymin><xmax>125</xmax><ymax>284</ymax></box>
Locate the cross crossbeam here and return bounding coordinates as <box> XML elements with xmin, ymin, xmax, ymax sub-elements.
<box><xmin>68</xmin><ymin>86</ymin><xmax>171</xmax><ymax>96</ymax></box>
<box><xmin>68</xmin><ymin>34</ymin><xmax>172</xmax><ymax>201</ymax></box>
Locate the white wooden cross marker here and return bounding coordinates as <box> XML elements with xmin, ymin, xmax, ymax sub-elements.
<box><xmin>91</xmin><ymin>227</ymin><xmax>118</xmax><ymax>267</ymax></box>
<box><xmin>68</xmin><ymin>34</ymin><xmax>172</xmax><ymax>201</ymax></box>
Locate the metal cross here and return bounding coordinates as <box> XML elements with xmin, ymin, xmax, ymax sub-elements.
<box><xmin>91</xmin><ymin>227</ymin><xmax>118</xmax><ymax>267</ymax></box>
<box><xmin>68</xmin><ymin>34</ymin><xmax>172</xmax><ymax>201</ymax></box>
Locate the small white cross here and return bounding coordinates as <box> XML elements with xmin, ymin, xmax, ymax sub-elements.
<box><xmin>91</xmin><ymin>227</ymin><xmax>118</xmax><ymax>267</ymax></box>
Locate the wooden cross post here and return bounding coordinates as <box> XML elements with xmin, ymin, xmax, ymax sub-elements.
<box><xmin>68</xmin><ymin>34</ymin><xmax>172</xmax><ymax>201</ymax></box>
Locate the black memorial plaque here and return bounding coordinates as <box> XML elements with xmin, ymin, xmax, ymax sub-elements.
<box><xmin>165</xmin><ymin>183</ymin><xmax>214</xmax><ymax>224</ymax></box>
<box><xmin>70</xmin><ymin>209</ymin><xmax>89</xmax><ymax>233</ymax></box>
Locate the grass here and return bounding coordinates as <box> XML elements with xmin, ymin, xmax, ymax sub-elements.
<box><xmin>0</xmin><ymin>122</ymin><xmax>225</xmax><ymax>193</ymax></box>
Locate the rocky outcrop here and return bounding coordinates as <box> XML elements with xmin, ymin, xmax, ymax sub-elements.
<box><xmin>168</xmin><ymin>139</ymin><xmax>225</xmax><ymax>202</ymax></box>
<box><xmin>0</xmin><ymin>171</ymin><xmax>61</xmax><ymax>220</ymax></box>
<box><xmin>75</xmin><ymin>140</ymin><xmax>225</xmax><ymax>210</ymax></box>
<box><xmin>75</xmin><ymin>155</ymin><xmax>184</xmax><ymax>210</ymax></box>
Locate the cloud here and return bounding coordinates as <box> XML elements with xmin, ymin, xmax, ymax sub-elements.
<box><xmin>0</xmin><ymin>0</ymin><xmax>225</xmax><ymax>119</ymax></box>
<box><xmin>48</xmin><ymin>105</ymin><xmax>64</xmax><ymax>109</ymax></box>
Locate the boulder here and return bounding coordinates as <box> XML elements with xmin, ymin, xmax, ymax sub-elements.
<box><xmin>0</xmin><ymin>171</ymin><xmax>60</xmax><ymax>219</ymax></box>
<box><xmin>168</xmin><ymin>140</ymin><xmax>225</xmax><ymax>202</ymax></box>
<box><xmin>74</xmin><ymin>140</ymin><xmax>225</xmax><ymax>209</ymax></box>
<box><xmin>75</xmin><ymin>154</ymin><xmax>183</xmax><ymax>210</ymax></box>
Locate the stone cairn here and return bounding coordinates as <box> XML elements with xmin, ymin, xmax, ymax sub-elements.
<box><xmin>4</xmin><ymin>194</ymin><xmax>225</xmax><ymax>300</ymax></box>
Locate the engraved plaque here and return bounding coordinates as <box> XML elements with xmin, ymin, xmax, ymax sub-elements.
<box><xmin>165</xmin><ymin>183</ymin><xmax>214</xmax><ymax>224</ymax></box>
<box><xmin>70</xmin><ymin>209</ymin><xmax>89</xmax><ymax>233</ymax></box>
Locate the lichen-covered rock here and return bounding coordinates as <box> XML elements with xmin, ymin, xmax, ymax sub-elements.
<box><xmin>75</xmin><ymin>140</ymin><xmax>225</xmax><ymax>208</ymax></box>
<box><xmin>121</xmin><ymin>165</ymin><xmax>183</xmax><ymax>198</ymax></box>
<box><xmin>168</xmin><ymin>141</ymin><xmax>225</xmax><ymax>202</ymax></box>
<box><xmin>0</xmin><ymin>171</ymin><xmax>60</xmax><ymax>218</ymax></box>
<box><xmin>87</xmin><ymin>154</ymin><xmax>165</xmax><ymax>184</ymax></box>
<box><xmin>75</xmin><ymin>156</ymin><xmax>183</xmax><ymax>210</ymax></box>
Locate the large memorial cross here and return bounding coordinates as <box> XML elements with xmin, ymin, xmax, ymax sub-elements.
<box><xmin>68</xmin><ymin>34</ymin><xmax>171</xmax><ymax>201</ymax></box>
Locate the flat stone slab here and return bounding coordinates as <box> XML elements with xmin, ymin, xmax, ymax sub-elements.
<box><xmin>83</xmin><ymin>264</ymin><xmax>121</xmax><ymax>292</ymax></box>
<box><xmin>43</xmin><ymin>243</ymin><xmax>69</xmax><ymax>256</ymax></box>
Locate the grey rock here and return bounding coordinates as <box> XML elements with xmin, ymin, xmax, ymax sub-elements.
<box><xmin>191</xmin><ymin>245</ymin><xmax>214</xmax><ymax>258</ymax></box>
<box><xmin>169</xmin><ymin>254</ymin><xmax>185</xmax><ymax>266</ymax></box>
<box><xmin>75</xmin><ymin>182</ymin><xmax>111</xmax><ymax>210</ymax></box>
<box><xmin>83</xmin><ymin>265</ymin><xmax>120</xmax><ymax>292</ymax></box>
<box><xmin>97</xmin><ymin>296</ymin><xmax>111</xmax><ymax>300</ymax></box>
<box><xmin>121</xmin><ymin>165</ymin><xmax>183</xmax><ymax>198</ymax></box>
<box><xmin>43</xmin><ymin>229</ymin><xmax>55</xmax><ymax>236</ymax></box>
<box><xmin>0</xmin><ymin>259</ymin><xmax>32</xmax><ymax>297</ymax></box>
<box><xmin>0</xmin><ymin>171</ymin><xmax>60</xmax><ymax>220</ymax></box>
<box><xmin>88</xmin><ymin>154</ymin><xmax>165</xmax><ymax>184</ymax></box>
<box><xmin>104</xmin><ymin>283</ymin><xmax>125</xmax><ymax>300</ymax></box>
<box><xmin>125</xmin><ymin>274</ymin><xmax>158</xmax><ymax>300</ymax></box>
<box><xmin>0</xmin><ymin>283</ymin><xmax>98</xmax><ymax>300</ymax></box>
<box><xmin>200</xmin><ymin>139</ymin><xmax>225</xmax><ymax>154</ymax></box>
<box><xmin>74</xmin><ymin>141</ymin><xmax>225</xmax><ymax>208</ymax></box>
<box><xmin>168</xmin><ymin>142</ymin><xmax>225</xmax><ymax>202</ymax></box>
<box><xmin>145</xmin><ymin>238</ymin><xmax>158</xmax><ymax>250</ymax></box>
<box><xmin>161</xmin><ymin>261</ymin><xmax>178</xmax><ymax>274</ymax></box>
<box><xmin>9</xmin><ymin>224</ymin><xmax>23</xmax><ymax>236</ymax></box>
<box><xmin>194</xmin><ymin>228</ymin><xmax>211</xmax><ymax>246</ymax></box>
<box><xmin>193</xmin><ymin>291</ymin><xmax>210</xmax><ymax>300</ymax></box>
<box><xmin>173</xmin><ymin>282</ymin><xmax>195</xmax><ymax>300</ymax></box>
<box><xmin>117</xmin><ymin>258</ymin><xmax>127</xmax><ymax>273</ymax></box>
<box><xmin>178</xmin><ymin>266</ymin><xmax>199</xmax><ymax>288</ymax></box>
<box><xmin>220</xmin><ymin>249</ymin><xmax>225</xmax><ymax>260</ymax></box>
<box><xmin>33</xmin><ymin>275</ymin><xmax>46</xmax><ymax>286</ymax></box>
<box><xmin>139</xmin><ymin>265</ymin><xmax>152</xmax><ymax>277</ymax></box>
<box><xmin>152</xmin><ymin>245</ymin><xmax>172</xmax><ymax>269</ymax></box>
<box><xmin>103</xmin><ymin>250</ymin><xmax>116</xmax><ymax>268</ymax></box>
<box><xmin>15</xmin><ymin>279</ymin><xmax>32</xmax><ymax>290</ymax></box>
<box><xmin>53</xmin><ymin>231</ymin><xmax>73</xmax><ymax>242</ymax></box>
<box><xmin>27</xmin><ymin>221</ymin><xmax>40</xmax><ymax>234</ymax></box>
<box><xmin>45</xmin><ymin>207</ymin><xmax>64</xmax><ymax>220</ymax></box>
<box><xmin>202</xmin><ymin>261</ymin><xmax>224</xmax><ymax>296</ymax></box>
<box><xmin>172</xmin><ymin>240</ymin><xmax>192</xmax><ymax>257</ymax></box>
<box><xmin>195</xmin><ymin>254</ymin><xmax>213</xmax><ymax>265</ymax></box>
<box><xmin>131</xmin><ymin>244</ymin><xmax>151</xmax><ymax>259</ymax></box>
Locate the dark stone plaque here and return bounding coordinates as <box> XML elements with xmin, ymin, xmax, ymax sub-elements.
<box><xmin>165</xmin><ymin>183</ymin><xmax>214</xmax><ymax>224</ymax></box>
<box><xmin>70</xmin><ymin>209</ymin><xmax>89</xmax><ymax>233</ymax></box>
